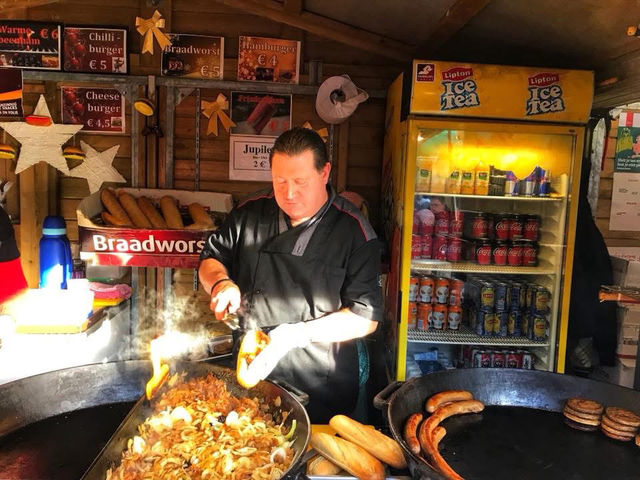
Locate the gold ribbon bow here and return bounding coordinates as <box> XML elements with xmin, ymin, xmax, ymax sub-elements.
<box><xmin>136</xmin><ymin>10</ymin><xmax>172</xmax><ymax>55</ymax></box>
<box><xmin>201</xmin><ymin>94</ymin><xmax>236</xmax><ymax>136</ymax></box>
<box><xmin>302</xmin><ymin>121</ymin><xmax>329</xmax><ymax>142</ymax></box>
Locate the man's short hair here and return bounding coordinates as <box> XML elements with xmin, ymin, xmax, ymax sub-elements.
<box><xmin>270</xmin><ymin>127</ymin><xmax>328</xmax><ymax>171</ymax></box>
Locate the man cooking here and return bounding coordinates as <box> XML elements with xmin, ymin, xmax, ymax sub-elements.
<box><xmin>199</xmin><ymin>127</ymin><xmax>382</xmax><ymax>423</ymax></box>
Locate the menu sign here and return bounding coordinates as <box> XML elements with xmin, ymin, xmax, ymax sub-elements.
<box><xmin>230</xmin><ymin>92</ymin><xmax>291</xmax><ymax>137</ymax></box>
<box><xmin>0</xmin><ymin>21</ymin><xmax>61</xmax><ymax>70</ymax></box>
<box><xmin>63</xmin><ymin>26</ymin><xmax>127</xmax><ymax>74</ymax></box>
<box><xmin>61</xmin><ymin>86</ymin><xmax>125</xmax><ymax>134</ymax></box>
<box><xmin>161</xmin><ymin>34</ymin><xmax>223</xmax><ymax>79</ymax></box>
<box><xmin>0</xmin><ymin>68</ymin><xmax>23</xmax><ymax>118</ymax></box>
<box><xmin>237</xmin><ymin>36</ymin><xmax>300</xmax><ymax>84</ymax></box>
<box><xmin>610</xmin><ymin>110</ymin><xmax>640</xmax><ymax>231</ymax></box>
<box><xmin>229</xmin><ymin>134</ymin><xmax>274</xmax><ymax>182</ymax></box>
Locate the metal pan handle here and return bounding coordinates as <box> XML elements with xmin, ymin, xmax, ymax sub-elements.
<box><xmin>373</xmin><ymin>380</ymin><xmax>404</xmax><ymax>410</ymax></box>
<box><xmin>271</xmin><ymin>379</ymin><xmax>310</xmax><ymax>406</ymax></box>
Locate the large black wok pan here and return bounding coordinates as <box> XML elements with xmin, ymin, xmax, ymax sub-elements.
<box><xmin>82</xmin><ymin>360</ymin><xmax>311</xmax><ymax>480</ymax></box>
<box><xmin>375</xmin><ymin>368</ymin><xmax>640</xmax><ymax>480</ymax></box>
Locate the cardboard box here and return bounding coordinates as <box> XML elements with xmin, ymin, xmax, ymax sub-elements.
<box><xmin>616</xmin><ymin>305</ymin><xmax>640</xmax><ymax>359</ymax></box>
<box><xmin>77</xmin><ymin>188</ymin><xmax>232</xmax><ymax>268</ymax></box>
<box><xmin>610</xmin><ymin>256</ymin><xmax>640</xmax><ymax>288</ymax></box>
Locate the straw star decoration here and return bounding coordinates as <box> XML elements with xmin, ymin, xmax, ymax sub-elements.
<box><xmin>302</xmin><ymin>121</ymin><xmax>329</xmax><ymax>142</ymax></box>
<box><xmin>201</xmin><ymin>94</ymin><xmax>236</xmax><ymax>136</ymax></box>
<box><xmin>0</xmin><ymin>95</ymin><xmax>82</xmax><ymax>175</ymax></box>
<box><xmin>67</xmin><ymin>141</ymin><xmax>126</xmax><ymax>194</ymax></box>
<box><xmin>136</xmin><ymin>10</ymin><xmax>172</xmax><ymax>55</ymax></box>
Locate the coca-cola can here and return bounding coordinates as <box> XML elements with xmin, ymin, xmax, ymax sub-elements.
<box><xmin>509</xmin><ymin>214</ymin><xmax>524</xmax><ymax>240</ymax></box>
<box><xmin>523</xmin><ymin>215</ymin><xmax>540</xmax><ymax>241</ymax></box>
<box><xmin>491</xmin><ymin>351</ymin><xmax>506</xmax><ymax>368</ymax></box>
<box><xmin>449</xmin><ymin>210</ymin><xmax>464</xmax><ymax>237</ymax></box>
<box><xmin>522</xmin><ymin>241</ymin><xmax>538</xmax><ymax>267</ymax></box>
<box><xmin>412</xmin><ymin>216</ymin><xmax>420</xmax><ymax>234</ymax></box>
<box><xmin>475</xmin><ymin>240</ymin><xmax>492</xmax><ymax>265</ymax></box>
<box><xmin>419</xmin><ymin>218</ymin><xmax>435</xmax><ymax>237</ymax></box>
<box><xmin>411</xmin><ymin>235</ymin><xmax>422</xmax><ymax>259</ymax></box>
<box><xmin>507</xmin><ymin>242</ymin><xmax>523</xmax><ymax>266</ymax></box>
<box><xmin>435</xmin><ymin>210</ymin><xmax>450</xmax><ymax>235</ymax></box>
<box><xmin>433</xmin><ymin>235</ymin><xmax>448</xmax><ymax>260</ymax></box>
<box><xmin>473</xmin><ymin>350</ymin><xmax>492</xmax><ymax>368</ymax></box>
<box><xmin>492</xmin><ymin>242</ymin><xmax>508</xmax><ymax>265</ymax></box>
<box><xmin>447</xmin><ymin>237</ymin><xmax>463</xmax><ymax>262</ymax></box>
<box><xmin>521</xmin><ymin>351</ymin><xmax>534</xmax><ymax>370</ymax></box>
<box><xmin>493</xmin><ymin>214</ymin><xmax>511</xmax><ymax>241</ymax></box>
<box><xmin>422</xmin><ymin>235</ymin><xmax>433</xmax><ymax>259</ymax></box>
<box><xmin>487</xmin><ymin>214</ymin><xmax>495</xmax><ymax>241</ymax></box>
<box><xmin>471</xmin><ymin>213</ymin><xmax>489</xmax><ymax>239</ymax></box>
<box><xmin>506</xmin><ymin>350</ymin><xmax>523</xmax><ymax>368</ymax></box>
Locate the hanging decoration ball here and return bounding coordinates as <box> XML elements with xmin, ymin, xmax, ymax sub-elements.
<box><xmin>133</xmin><ymin>98</ymin><xmax>156</xmax><ymax>117</ymax></box>
<box><xmin>63</xmin><ymin>146</ymin><xmax>85</xmax><ymax>161</ymax></box>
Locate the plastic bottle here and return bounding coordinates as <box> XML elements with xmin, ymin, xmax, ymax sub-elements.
<box><xmin>474</xmin><ymin>161</ymin><xmax>490</xmax><ymax>195</ymax></box>
<box><xmin>39</xmin><ymin>215</ymin><xmax>73</xmax><ymax>289</ymax></box>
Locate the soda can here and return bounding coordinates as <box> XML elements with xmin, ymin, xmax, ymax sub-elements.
<box><xmin>419</xmin><ymin>276</ymin><xmax>435</xmax><ymax>303</ymax></box>
<box><xmin>522</xmin><ymin>311</ymin><xmax>532</xmax><ymax>339</ymax></box>
<box><xmin>509</xmin><ymin>214</ymin><xmax>524</xmax><ymax>240</ymax></box>
<box><xmin>433</xmin><ymin>235</ymin><xmax>448</xmax><ymax>260</ymax></box>
<box><xmin>471</xmin><ymin>213</ymin><xmax>489</xmax><ymax>239</ymax></box>
<box><xmin>492</xmin><ymin>241</ymin><xmax>508</xmax><ymax>265</ymax></box>
<box><xmin>507</xmin><ymin>242</ymin><xmax>523</xmax><ymax>266</ymax></box>
<box><xmin>449</xmin><ymin>279</ymin><xmax>465</xmax><ymax>307</ymax></box>
<box><xmin>448</xmin><ymin>305</ymin><xmax>462</xmax><ymax>330</ymax></box>
<box><xmin>532</xmin><ymin>313</ymin><xmax>547</xmax><ymax>341</ymax></box>
<box><xmin>417</xmin><ymin>303</ymin><xmax>432</xmax><ymax>330</ymax></box>
<box><xmin>479</xmin><ymin>281</ymin><xmax>495</xmax><ymax>310</ymax></box>
<box><xmin>472</xmin><ymin>350</ymin><xmax>484</xmax><ymax>368</ymax></box>
<box><xmin>525</xmin><ymin>284</ymin><xmax>536</xmax><ymax>311</ymax></box>
<box><xmin>475</xmin><ymin>240</ymin><xmax>492</xmax><ymax>265</ymax></box>
<box><xmin>491</xmin><ymin>351</ymin><xmax>506</xmax><ymax>368</ymax></box>
<box><xmin>506</xmin><ymin>350</ymin><xmax>523</xmax><ymax>368</ymax></box>
<box><xmin>411</xmin><ymin>235</ymin><xmax>422</xmax><ymax>259</ymax></box>
<box><xmin>507</xmin><ymin>310</ymin><xmax>522</xmax><ymax>336</ymax></box>
<box><xmin>496</xmin><ymin>310</ymin><xmax>509</xmax><ymax>337</ymax></box>
<box><xmin>447</xmin><ymin>237</ymin><xmax>463</xmax><ymax>262</ymax></box>
<box><xmin>480</xmin><ymin>311</ymin><xmax>495</xmax><ymax>336</ymax></box>
<box><xmin>408</xmin><ymin>302</ymin><xmax>418</xmax><ymax>328</ymax></box>
<box><xmin>435</xmin><ymin>277</ymin><xmax>450</xmax><ymax>304</ymax></box>
<box><xmin>494</xmin><ymin>282</ymin><xmax>509</xmax><ymax>312</ymax></box>
<box><xmin>432</xmin><ymin>304</ymin><xmax>447</xmax><ymax>330</ymax></box>
<box><xmin>523</xmin><ymin>215</ymin><xmax>540</xmax><ymax>241</ymax></box>
<box><xmin>409</xmin><ymin>275</ymin><xmax>419</xmax><ymax>302</ymax></box>
<box><xmin>450</xmin><ymin>210</ymin><xmax>464</xmax><ymax>237</ymax></box>
<box><xmin>422</xmin><ymin>234</ymin><xmax>433</xmax><ymax>259</ymax></box>
<box><xmin>487</xmin><ymin>215</ymin><xmax>495</xmax><ymax>241</ymax></box>
<box><xmin>479</xmin><ymin>351</ymin><xmax>492</xmax><ymax>368</ymax></box>
<box><xmin>524</xmin><ymin>173</ymin><xmax>537</xmax><ymax>197</ymax></box>
<box><xmin>473</xmin><ymin>309</ymin><xmax>485</xmax><ymax>335</ymax></box>
<box><xmin>522</xmin><ymin>241</ymin><xmax>538</xmax><ymax>267</ymax></box>
<box><xmin>539</xmin><ymin>169</ymin><xmax>551</xmax><ymax>197</ymax></box>
<box><xmin>533</xmin><ymin>287</ymin><xmax>551</xmax><ymax>314</ymax></box>
<box><xmin>435</xmin><ymin>210</ymin><xmax>450</xmax><ymax>235</ymax></box>
<box><xmin>510</xmin><ymin>282</ymin><xmax>525</xmax><ymax>310</ymax></box>
<box><xmin>521</xmin><ymin>351</ymin><xmax>534</xmax><ymax>370</ymax></box>
<box><xmin>419</xmin><ymin>217</ymin><xmax>435</xmax><ymax>237</ymax></box>
<box><xmin>493</xmin><ymin>214</ymin><xmax>511</xmax><ymax>241</ymax></box>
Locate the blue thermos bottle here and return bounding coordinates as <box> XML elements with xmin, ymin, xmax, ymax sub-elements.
<box><xmin>39</xmin><ymin>215</ymin><xmax>73</xmax><ymax>289</ymax></box>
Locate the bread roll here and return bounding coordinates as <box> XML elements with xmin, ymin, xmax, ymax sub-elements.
<box><xmin>310</xmin><ymin>432</ymin><xmax>384</xmax><ymax>480</ymax></box>
<box><xmin>307</xmin><ymin>454</ymin><xmax>343</xmax><ymax>475</ymax></box>
<box><xmin>137</xmin><ymin>196</ymin><xmax>168</xmax><ymax>229</ymax></box>
<box><xmin>330</xmin><ymin>415</ymin><xmax>407</xmax><ymax>469</ymax></box>
<box><xmin>159</xmin><ymin>195</ymin><xmax>184</xmax><ymax>229</ymax></box>
<box><xmin>117</xmin><ymin>192</ymin><xmax>152</xmax><ymax>228</ymax></box>
<box><xmin>102</xmin><ymin>211</ymin><xmax>131</xmax><ymax>227</ymax></box>
<box><xmin>100</xmin><ymin>189</ymin><xmax>131</xmax><ymax>226</ymax></box>
<box><xmin>188</xmin><ymin>202</ymin><xmax>214</xmax><ymax>228</ymax></box>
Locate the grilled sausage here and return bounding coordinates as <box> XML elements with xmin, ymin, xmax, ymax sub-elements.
<box><xmin>404</xmin><ymin>413</ymin><xmax>423</xmax><ymax>455</ymax></box>
<box><xmin>425</xmin><ymin>390</ymin><xmax>474</xmax><ymax>413</ymax></box>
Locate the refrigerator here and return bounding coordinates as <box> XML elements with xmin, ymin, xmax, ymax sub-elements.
<box><xmin>381</xmin><ymin>60</ymin><xmax>594</xmax><ymax>381</ymax></box>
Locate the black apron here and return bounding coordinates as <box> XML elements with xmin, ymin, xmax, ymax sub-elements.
<box><xmin>243</xmin><ymin>205</ymin><xmax>360</xmax><ymax>423</ymax></box>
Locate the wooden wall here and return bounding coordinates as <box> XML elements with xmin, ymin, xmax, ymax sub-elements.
<box><xmin>595</xmin><ymin>115</ymin><xmax>640</xmax><ymax>248</ymax></box>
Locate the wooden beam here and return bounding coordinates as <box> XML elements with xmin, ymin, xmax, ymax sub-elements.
<box><xmin>284</xmin><ymin>0</ymin><xmax>303</xmax><ymax>14</ymax></box>
<box><xmin>337</xmin><ymin>120</ymin><xmax>350</xmax><ymax>192</ymax></box>
<box><xmin>416</xmin><ymin>0</ymin><xmax>490</xmax><ymax>57</ymax></box>
<box><xmin>212</xmin><ymin>0</ymin><xmax>413</xmax><ymax>62</ymax></box>
<box><xmin>0</xmin><ymin>0</ymin><xmax>59</xmax><ymax>13</ymax></box>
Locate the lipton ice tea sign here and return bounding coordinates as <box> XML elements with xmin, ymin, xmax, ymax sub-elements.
<box><xmin>440</xmin><ymin>67</ymin><xmax>480</xmax><ymax>111</ymax></box>
<box><xmin>526</xmin><ymin>73</ymin><xmax>565</xmax><ymax>116</ymax></box>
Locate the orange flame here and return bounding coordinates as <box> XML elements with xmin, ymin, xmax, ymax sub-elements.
<box><xmin>146</xmin><ymin>337</ymin><xmax>169</xmax><ymax>400</ymax></box>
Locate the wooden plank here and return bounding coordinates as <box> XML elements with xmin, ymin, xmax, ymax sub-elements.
<box><xmin>348</xmin><ymin>124</ymin><xmax>384</xmax><ymax>147</ymax></box>
<box><xmin>209</xmin><ymin>0</ymin><xmax>413</xmax><ymax>62</ymax></box>
<box><xmin>348</xmin><ymin>146</ymin><xmax>382</xmax><ymax>168</ymax></box>
<box><xmin>596</xmin><ymin>218</ymin><xmax>640</xmax><ymax>240</ymax></box>
<box><xmin>284</xmin><ymin>0</ymin><xmax>303</xmax><ymax>14</ymax></box>
<box><xmin>416</xmin><ymin>0</ymin><xmax>491</xmax><ymax>56</ymax></box>
<box><xmin>337</xmin><ymin>120</ymin><xmax>349</xmax><ymax>192</ymax></box>
<box><xmin>346</xmin><ymin>166</ymin><xmax>379</xmax><ymax>188</ymax></box>
<box><xmin>174</xmin><ymin>178</ymin><xmax>269</xmax><ymax>198</ymax></box>
<box><xmin>0</xmin><ymin>0</ymin><xmax>59</xmax><ymax>13</ymax></box>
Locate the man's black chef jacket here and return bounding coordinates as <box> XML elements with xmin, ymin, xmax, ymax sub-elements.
<box><xmin>200</xmin><ymin>186</ymin><xmax>382</xmax><ymax>422</ymax></box>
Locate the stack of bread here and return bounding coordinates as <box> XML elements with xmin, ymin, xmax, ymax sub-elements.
<box><xmin>308</xmin><ymin>415</ymin><xmax>406</xmax><ymax>480</ymax></box>
<box><xmin>99</xmin><ymin>189</ymin><xmax>215</xmax><ymax>230</ymax></box>
<box><xmin>600</xmin><ymin>407</ymin><xmax>640</xmax><ymax>442</ymax></box>
<box><xmin>562</xmin><ymin>398</ymin><xmax>603</xmax><ymax>432</ymax></box>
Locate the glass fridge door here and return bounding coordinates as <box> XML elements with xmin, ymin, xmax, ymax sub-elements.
<box><xmin>400</xmin><ymin>118</ymin><xmax>582</xmax><ymax>379</ymax></box>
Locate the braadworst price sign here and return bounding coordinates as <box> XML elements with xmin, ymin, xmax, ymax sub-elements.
<box><xmin>61</xmin><ymin>86</ymin><xmax>125</xmax><ymax>134</ymax></box>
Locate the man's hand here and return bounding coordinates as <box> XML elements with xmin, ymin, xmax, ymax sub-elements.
<box><xmin>209</xmin><ymin>279</ymin><xmax>241</xmax><ymax>321</ymax></box>
<box><xmin>245</xmin><ymin>322</ymin><xmax>310</xmax><ymax>382</ymax></box>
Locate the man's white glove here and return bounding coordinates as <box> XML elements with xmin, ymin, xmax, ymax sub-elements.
<box><xmin>245</xmin><ymin>322</ymin><xmax>311</xmax><ymax>383</ymax></box>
